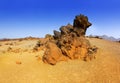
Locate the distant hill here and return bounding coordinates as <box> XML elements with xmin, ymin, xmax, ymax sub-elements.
<box><xmin>88</xmin><ymin>35</ymin><xmax>120</xmax><ymax>41</ymax></box>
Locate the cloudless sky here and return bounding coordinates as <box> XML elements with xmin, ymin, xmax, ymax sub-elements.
<box><xmin>0</xmin><ymin>0</ymin><xmax>120</xmax><ymax>38</ymax></box>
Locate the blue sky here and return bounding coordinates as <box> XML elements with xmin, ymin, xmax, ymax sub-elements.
<box><xmin>0</xmin><ymin>0</ymin><xmax>120</xmax><ymax>38</ymax></box>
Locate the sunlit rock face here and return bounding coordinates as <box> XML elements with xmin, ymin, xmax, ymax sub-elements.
<box><xmin>42</xmin><ymin>14</ymin><xmax>97</xmax><ymax>65</ymax></box>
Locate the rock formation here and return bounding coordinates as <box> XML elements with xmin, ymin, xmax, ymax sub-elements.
<box><xmin>42</xmin><ymin>14</ymin><xmax>97</xmax><ymax>65</ymax></box>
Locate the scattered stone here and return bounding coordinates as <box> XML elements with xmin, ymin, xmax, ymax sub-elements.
<box><xmin>16</xmin><ymin>61</ymin><xmax>22</xmax><ymax>64</ymax></box>
<box><xmin>37</xmin><ymin>57</ymin><xmax>41</xmax><ymax>61</ymax></box>
<box><xmin>42</xmin><ymin>42</ymin><xmax>67</xmax><ymax>65</ymax></box>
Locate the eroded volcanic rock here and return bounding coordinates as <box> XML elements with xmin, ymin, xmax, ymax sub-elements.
<box><xmin>42</xmin><ymin>14</ymin><xmax>97</xmax><ymax>65</ymax></box>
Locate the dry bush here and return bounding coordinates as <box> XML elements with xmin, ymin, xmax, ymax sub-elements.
<box><xmin>36</xmin><ymin>56</ymin><xmax>41</xmax><ymax>61</ymax></box>
<box><xmin>7</xmin><ymin>47</ymin><xmax>12</xmax><ymax>52</ymax></box>
<box><xmin>23</xmin><ymin>49</ymin><xmax>28</xmax><ymax>52</ymax></box>
<box><xmin>9</xmin><ymin>43</ymin><xmax>13</xmax><ymax>45</ymax></box>
<box><xmin>45</xmin><ymin>34</ymin><xmax>54</xmax><ymax>40</ymax></box>
<box><xmin>5</xmin><ymin>43</ymin><xmax>9</xmax><ymax>45</ymax></box>
<box><xmin>7</xmin><ymin>47</ymin><xmax>21</xmax><ymax>53</ymax></box>
<box><xmin>88</xmin><ymin>35</ymin><xmax>102</xmax><ymax>39</ymax></box>
<box><xmin>18</xmin><ymin>39</ymin><xmax>23</xmax><ymax>42</ymax></box>
<box><xmin>5</xmin><ymin>42</ymin><xmax>13</xmax><ymax>45</ymax></box>
<box><xmin>12</xmin><ymin>48</ymin><xmax>20</xmax><ymax>53</ymax></box>
<box><xmin>33</xmin><ymin>40</ymin><xmax>41</xmax><ymax>51</ymax></box>
<box><xmin>36</xmin><ymin>40</ymin><xmax>41</xmax><ymax>47</ymax></box>
<box><xmin>94</xmin><ymin>36</ymin><xmax>102</xmax><ymax>39</ymax></box>
<box><xmin>118</xmin><ymin>41</ymin><xmax>120</xmax><ymax>43</ymax></box>
<box><xmin>2</xmin><ymin>51</ymin><xmax>6</xmax><ymax>54</ymax></box>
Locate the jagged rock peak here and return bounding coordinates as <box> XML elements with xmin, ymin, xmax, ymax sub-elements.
<box><xmin>73</xmin><ymin>14</ymin><xmax>92</xmax><ymax>36</ymax></box>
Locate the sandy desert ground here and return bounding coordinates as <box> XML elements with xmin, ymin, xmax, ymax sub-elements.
<box><xmin>0</xmin><ymin>38</ymin><xmax>120</xmax><ymax>83</ymax></box>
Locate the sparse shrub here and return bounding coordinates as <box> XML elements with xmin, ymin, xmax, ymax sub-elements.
<box><xmin>45</xmin><ymin>34</ymin><xmax>52</xmax><ymax>38</ymax></box>
<box><xmin>118</xmin><ymin>40</ymin><xmax>120</xmax><ymax>43</ymax></box>
<box><xmin>33</xmin><ymin>46</ymin><xmax>38</xmax><ymax>51</ymax></box>
<box><xmin>88</xmin><ymin>34</ymin><xmax>94</xmax><ymax>38</ymax></box>
<box><xmin>7</xmin><ymin>47</ymin><xmax>12</xmax><ymax>52</ymax></box>
<box><xmin>2</xmin><ymin>51</ymin><xmax>6</xmax><ymax>54</ymax></box>
<box><xmin>94</xmin><ymin>36</ymin><xmax>100</xmax><ymax>39</ymax></box>
<box><xmin>84</xmin><ymin>45</ymin><xmax>98</xmax><ymax>61</ymax></box>
<box><xmin>36</xmin><ymin>40</ymin><xmax>41</xmax><ymax>47</ymax></box>
<box><xmin>5</xmin><ymin>42</ymin><xmax>13</xmax><ymax>45</ymax></box>
<box><xmin>94</xmin><ymin>36</ymin><xmax>102</xmax><ymax>39</ymax></box>
<box><xmin>9</xmin><ymin>43</ymin><xmax>13</xmax><ymax>45</ymax></box>
<box><xmin>45</xmin><ymin>34</ymin><xmax>54</xmax><ymax>40</ymax></box>
<box><xmin>5</xmin><ymin>43</ymin><xmax>9</xmax><ymax>45</ymax></box>
<box><xmin>18</xmin><ymin>39</ymin><xmax>23</xmax><ymax>42</ymax></box>
<box><xmin>88</xmin><ymin>35</ymin><xmax>102</xmax><ymax>39</ymax></box>
<box><xmin>37</xmin><ymin>56</ymin><xmax>41</xmax><ymax>61</ymax></box>
<box><xmin>33</xmin><ymin>40</ymin><xmax>41</xmax><ymax>51</ymax></box>
<box><xmin>88</xmin><ymin>46</ymin><xmax>98</xmax><ymax>54</ymax></box>
<box><xmin>12</xmin><ymin>48</ymin><xmax>20</xmax><ymax>53</ymax></box>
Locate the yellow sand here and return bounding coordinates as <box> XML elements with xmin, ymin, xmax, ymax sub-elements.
<box><xmin>0</xmin><ymin>38</ymin><xmax>120</xmax><ymax>83</ymax></box>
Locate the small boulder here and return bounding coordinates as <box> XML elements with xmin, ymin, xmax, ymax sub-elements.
<box><xmin>42</xmin><ymin>42</ymin><xmax>67</xmax><ymax>65</ymax></box>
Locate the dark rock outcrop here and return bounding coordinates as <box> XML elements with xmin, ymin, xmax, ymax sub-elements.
<box><xmin>73</xmin><ymin>15</ymin><xmax>91</xmax><ymax>36</ymax></box>
<box><xmin>42</xmin><ymin>14</ymin><xmax>97</xmax><ymax>65</ymax></box>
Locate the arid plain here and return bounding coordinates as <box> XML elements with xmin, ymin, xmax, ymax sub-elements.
<box><xmin>0</xmin><ymin>37</ymin><xmax>120</xmax><ymax>83</ymax></box>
